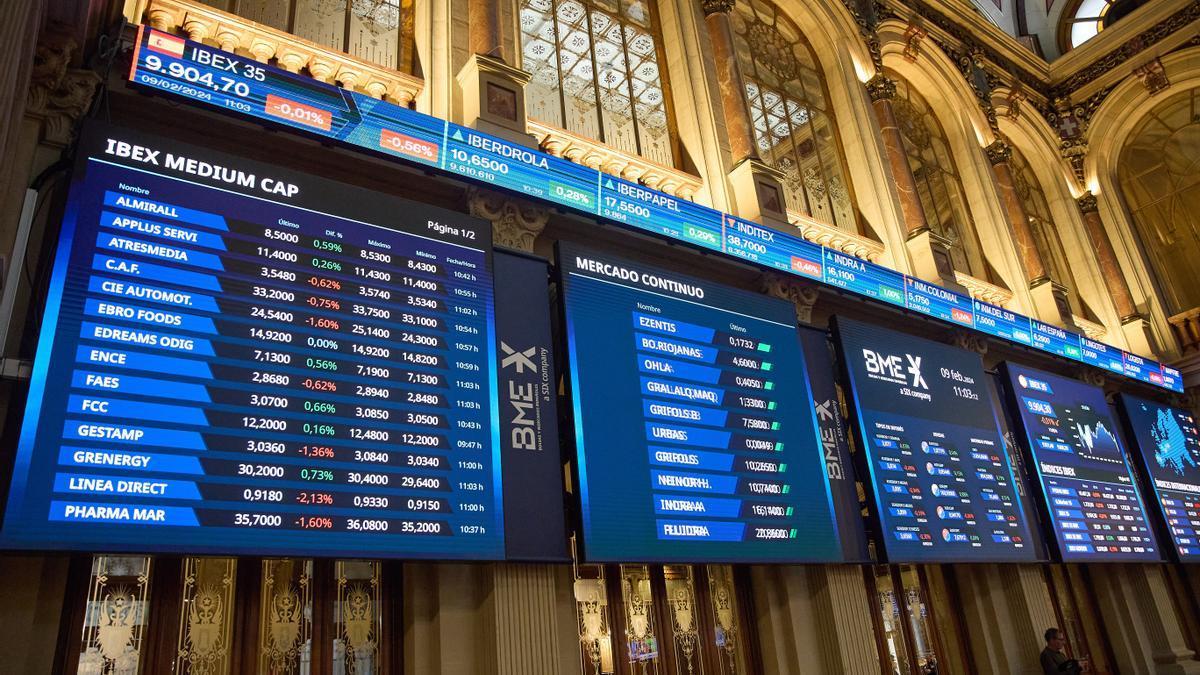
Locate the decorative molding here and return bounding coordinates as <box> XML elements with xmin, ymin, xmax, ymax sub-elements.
<box><xmin>530</xmin><ymin>119</ymin><xmax>702</xmax><ymax>200</ymax></box>
<box><xmin>1132</xmin><ymin>57</ymin><xmax>1170</xmax><ymax>95</ymax></box>
<box><xmin>865</xmin><ymin>74</ymin><xmax>897</xmax><ymax>102</ymax></box>
<box><xmin>1072</xmin><ymin>314</ymin><xmax>1108</xmax><ymax>340</ymax></box>
<box><xmin>789</xmin><ymin>211</ymin><xmax>886</xmax><ymax>262</ymax></box>
<box><xmin>954</xmin><ymin>271</ymin><xmax>1014</xmax><ymax>307</ymax></box>
<box><xmin>758</xmin><ymin>272</ymin><xmax>820</xmax><ymax>324</ymax></box>
<box><xmin>700</xmin><ymin>0</ymin><xmax>735</xmax><ymax>15</ymax></box>
<box><xmin>143</xmin><ymin>0</ymin><xmax>423</xmax><ymax>105</ymax></box>
<box><xmin>1000</xmin><ymin>84</ymin><xmax>1027</xmax><ymax>119</ymax></box>
<box><xmin>466</xmin><ymin>187</ymin><xmax>550</xmax><ymax>252</ymax></box>
<box><xmin>26</xmin><ymin>27</ymin><xmax>101</xmax><ymax>148</ymax></box>
<box><xmin>1076</xmin><ymin>191</ymin><xmax>1099</xmax><ymax>214</ymax></box>
<box><xmin>984</xmin><ymin>139</ymin><xmax>1012</xmax><ymax>165</ymax></box>
<box><xmin>1051</xmin><ymin>1</ymin><xmax>1200</xmax><ymax>95</ymax></box>
<box><xmin>1073</xmin><ymin>365</ymin><xmax>1107</xmax><ymax>388</ymax></box>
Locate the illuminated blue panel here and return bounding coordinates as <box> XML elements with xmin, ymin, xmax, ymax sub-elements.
<box><xmin>1118</xmin><ymin>394</ymin><xmax>1200</xmax><ymax>562</ymax></box>
<box><xmin>823</xmin><ymin>249</ymin><xmax>906</xmax><ymax>307</ymax></box>
<box><xmin>1080</xmin><ymin>336</ymin><xmax>1125</xmax><ymax>375</ymax></box>
<box><xmin>560</xmin><ymin>244</ymin><xmax>841</xmax><ymax>563</ymax></box>
<box><xmin>1003</xmin><ymin>363</ymin><xmax>1161</xmax><ymax>562</ymax></box>
<box><xmin>972</xmin><ymin>299</ymin><xmax>1032</xmax><ymax>345</ymax></box>
<box><xmin>723</xmin><ymin>215</ymin><xmax>823</xmax><ymax>280</ymax></box>
<box><xmin>0</xmin><ymin>122</ymin><xmax>508</xmax><ymax>559</ymax></box>
<box><xmin>1031</xmin><ymin>320</ymin><xmax>1081</xmax><ymax>359</ymax></box>
<box><xmin>598</xmin><ymin>175</ymin><xmax>723</xmax><ymax>251</ymax></box>
<box><xmin>903</xmin><ymin>276</ymin><xmax>973</xmax><ymax>327</ymax></box>
<box><xmin>835</xmin><ymin>318</ymin><xmax>1037</xmax><ymax>563</ymax></box>
<box><xmin>442</xmin><ymin>125</ymin><xmax>598</xmax><ymax>212</ymax></box>
<box><xmin>124</xmin><ymin>26</ymin><xmax>1184</xmax><ymax>393</ymax></box>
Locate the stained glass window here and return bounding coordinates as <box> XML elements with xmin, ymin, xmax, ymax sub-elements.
<box><xmin>1118</xmin><ymin>86</ymin><xmax>1200</xmax><ymax>314</ymax></box>
<box><xmin>730</xmin><ymin>0</ymin><xmax>858</xmax><ymax>232</ymax></box>
<box><xmin>520</xmin><ymin>0</ymin><xmax>676</xmax><ymax>166</ymax></box>
<box><xmin>888</xmin><ymin>74</ymin><xmax>987</xmax><ymax>280</ymax></box>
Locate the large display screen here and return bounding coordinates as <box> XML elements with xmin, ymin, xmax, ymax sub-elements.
<box><xmin>0</xmin><ymin>122</ymin><xmax>515</xmax><ymax>559</ymax></box>
<box><xmin>1118</xmin><ymin>394</ymin><xmax>1200</xmax><ymax>561</ymax></box>
<box><xmin>560</xmin><ymin>244</ymin><xmax>841</xmax><ymax>562</ymax></box>
<box><xmin>125</xmin><ymin>25</ymin><xmax>1183</xmax><ymax>394</ymax></box>
<box><xmin>833</xmin><ymin>318</ymin><xmax>1036</xmax><ymax>562</ymax></box>
<box><xmin>1002</xmin><ymin>363</ymin><xmax>1160</xmax><ymax>561</ymax></box>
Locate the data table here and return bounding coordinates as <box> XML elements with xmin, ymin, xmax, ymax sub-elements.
<box><xmin>1</xmin><ymin>123</ymin><xmax>506</xmax><ymax>559</ymax></box>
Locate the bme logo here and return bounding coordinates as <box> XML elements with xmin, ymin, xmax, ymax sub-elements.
<box><xmin>862</xmin><ymin>349</ymin><xmax>928</xmax><ymax>389</ymax></box>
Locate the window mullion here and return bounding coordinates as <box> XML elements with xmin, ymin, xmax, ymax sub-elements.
<box><xmin>619</xmin><ymin>15</ymin><xmax>644</xmax><ymax>158</ymax></box>
<box><xmin>583</xmin><ymin>4</ymin><xmax>608</xmax><ymax>144</ymax></box>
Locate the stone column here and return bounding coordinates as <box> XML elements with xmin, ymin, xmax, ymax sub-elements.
<box><xmin>1090</xmin><ymin>564</ymin><xmax>1200</xmax><ymax>674</ymax></box>
<box><xmin>1076</xmin><ymin>192</ymin><xmax>1155</xmax><ymax>355</ymax></box>
<box><xmin>866</xmin><ymin>74</ymin><xmax>962</xmax><ymax>292</ymax></box>
<box><xmin>701</xmin><ymin>0</ymin><xmax>755</xmax><ymax>165</ymax></box>
<box><xmin>457</xmin><ymin>0</ymin><xmax>533</xmax><ymax>144</ymax></box>
<box><xmin>867</xmin><ymin>75</ymin><xmax>927</xmax><ymax>237</ymax></box>
<box><xmin>986</xmin><ymin>140</ymin><xmax>1073</xmax><ymax>328</ymax></box>
<box><xmin>469</xmin><ymin>0</ymin><xmax>504</xmax><ymax>59</ymax></box>
<box><xmin>701</xmin><ymin>0</ymin><xmax>789</xmax><ymax>227</ymax></box>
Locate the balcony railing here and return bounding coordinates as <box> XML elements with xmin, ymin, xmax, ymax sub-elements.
<box><xmin>1169</xmin><ymin>307</ymin><xmax>1200</xmax><ymax>354</ymax></box>
<box><xmin>141</xmin><ymin>0</ymin><xmax>423</xmax><ymax>106</ymax></box>
<box><xmin>788</xmin><ymin>210</ymin><xmax>886</xmax><ymax>263</ymax></box>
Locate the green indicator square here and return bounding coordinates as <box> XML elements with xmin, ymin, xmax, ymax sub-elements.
<box><xmin>767</xmin><ymin>401</ymin><xmax>777</xmax><ymax>410</ymax></box>
<box><xmin>765</xmin><ymin>381</ymin><xmax>775</xmax><ymax>390</ymax></box>
<box><xmin>771</xmin><ymin>421</ymin><xmax>780</xmax><ymax>430</ymax></box>
<box><xmin>790</xmin><ymin>529</ymin><xmax>797</xmax><ymax>538</ymax></box>
<box><xmin>779</xmin><ymin>463</ymin><xmax>787</xmax><ymax>472</ymax></box>
<box><xmin>757</xmin><ymin>343</ymin><xmax>771</xmax><ymax>352</ymax></box>
<box><xmin>782</xmin><ymin>484</ymin><xmax>790</xmax><ymax>494</ymax></box>
<box><xmin>761</xmin><ymin>362</ymin><xmax>773</xmax><ymax>371</ymax></box>
<box><xmin>774</xmin><ymin>442</ymin><xmax>784</xmax><ymax>451</ymax></box>
<box><xmin>786</xmin><ymin>506</ymin><xmax>794</xmax><ymax>516</ymax></box>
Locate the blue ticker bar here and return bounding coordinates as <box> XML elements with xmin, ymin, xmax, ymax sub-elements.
<box><xmin>127</xmin><ymin>26</ymin><xmax>1183</xmax><ymax>393</ymax></box>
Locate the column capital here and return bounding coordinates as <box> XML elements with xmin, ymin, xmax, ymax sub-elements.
<box><xmin>984</xmin><ymin>139</ymin><xmax>1012</xmax><ymax>165</ymax></box>
<box><xmin>701</xmin><ymin>0</ymin><xmax>735</xmax><ymax>15</ymax></box>
<box><xmin>466</xmin><ymin>188</ymin><xmax>549</xmax><ymax>252</ymax></box>
<box><xmin>865</xmin><ymin>74</ymin><xmax>896</xmax><ymax>102</ymax></box>
<box><xmin>1076</xmin><ymin>191</ymin><xmax>1099</xmax><ymax>213</ymax></box>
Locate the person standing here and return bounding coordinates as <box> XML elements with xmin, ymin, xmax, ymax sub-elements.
<box><xmin>1041</xmin><ymin>627</ymin><xmax>1086</xmax><ymax>674</ymax></box>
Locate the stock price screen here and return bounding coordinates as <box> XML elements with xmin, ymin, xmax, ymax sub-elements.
<box><xmin>560</xmin><ymin>244</ymin><xmax>842</xmax><ymax>563</ymax></box>
<box><xmin>1119</xmin><ymin>394</ymin><xmax>1200</xmax><ymax>561</ymax></box>
<box><xmin>1003</xmin><ymin>364</ymin><xmax>1159</xmax><ymax>561</ymax></box>
<box><xmin>834</xmin><ymin>318</ymin><xmax>1036</xmax><ymax>562</ymax></box>
<box><xmin>0</xmin><ymin>123</ymin><xmax>507</xmax><ymax>559</ymax></box>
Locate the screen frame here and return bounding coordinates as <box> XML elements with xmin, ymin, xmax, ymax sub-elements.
<box><xmin>999</xmin><ymin>362</ymin><xmax>1163</xmax><ymax>563</ymax></box>
<box><xmin>831</xmin><ymin>317</ymin><xmax>1039</xmax><ymax>564</ymax></box>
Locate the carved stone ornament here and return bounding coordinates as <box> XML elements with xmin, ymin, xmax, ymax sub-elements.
<box><xmin>26</xmin><ymin>27</ymin><xmax>101</xmax><ymax>148</ymax></box>
<box><xmin>951</xmin><ymin>329</ymin><xmax>988</xmax><ymax>356</ymax></box>
<box><xmin>1073</xmin><ymin>365</ymin><xmax>1106</xmax><ymax>388</ymax></box>
<box><xmin>984</xmin><ymin>139</ymin><xmax>1012</xmax><ymax>165</ymax></box>
<box><xmin>902</xmin><ymin>21</ymin><xmax>927</xmax><ymax>62</ymax></box>
<box><xmin>1076</xmin><ymin>191</ymin><xmax>1099</xmax><ymax>214</ymax></box>
<box><xmin>701</xmin><ymin>0</ymin><xmax>735</xmax><ymax>16</ymax></box>
<box><xmin>1133</xmin><ymin>57</ymin><xmax>1170</xmax><ymax>95</ymax></box>
<box><xmin>466</xmin><ymin>187</ymin><xmax>550</xmax><ymax>252</ymax></box>
<box><xmin>1001</xmin><ymin>84</ymin><xmax>1026</xmax><ymax>120</ymax></box>
<box><xmin>758</xmin><ymin>272</ymin><xmax>819</xmax><ymax>324</ymax></box>
<box><xmin>865</xmin><ymin>74</ymin><xmax>896</xmax><ymax>102</ymax></box>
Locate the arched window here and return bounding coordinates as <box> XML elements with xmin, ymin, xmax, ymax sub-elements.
<box><xmin>888</xmin><ymin>74</ymin><xmax>987</xmax><ymax>280</ymax></box>
<box><xmin>729</xmin><ymin>0</ymin><xmax>858</xmax><ymax>232</ymax></box>
<box><xmin>1061</xmin><ymin>0</ymin><xmax>1150</xmax><ymax>50</ymax></box>
<box><xmin>214</xmin><ymin>0</ymin><xmax>417</xmax><ymax>72</ymax></box>
<box><xmin>1006</xmin><ymin>141</ymin><xmax>1091</xmax><ymax>319</ymax></box>
<box><xmin>1118</xmin><ymin>85</ymin><xmax>1200</xmax><ymax>315</ymax></box>
<box><xmin>519</xmin><ymin>0</ymin><xmax>676</xmax><ymax>166</ymax></box>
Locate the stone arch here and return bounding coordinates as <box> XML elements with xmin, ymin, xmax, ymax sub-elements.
<box><xmin>1083</xmin><ymin>46</ymin><xmax>1200</xmax><ymax>357</ymax></box>
<box><xmin>994</xmin><ymin>91</ymin><xmax>1126</xmax><ymax>340</ymax></box>
<box><xmin>875</xmin><ymin>19</ymin><xmax>1031</xmax><ymax>311</ymax></box>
